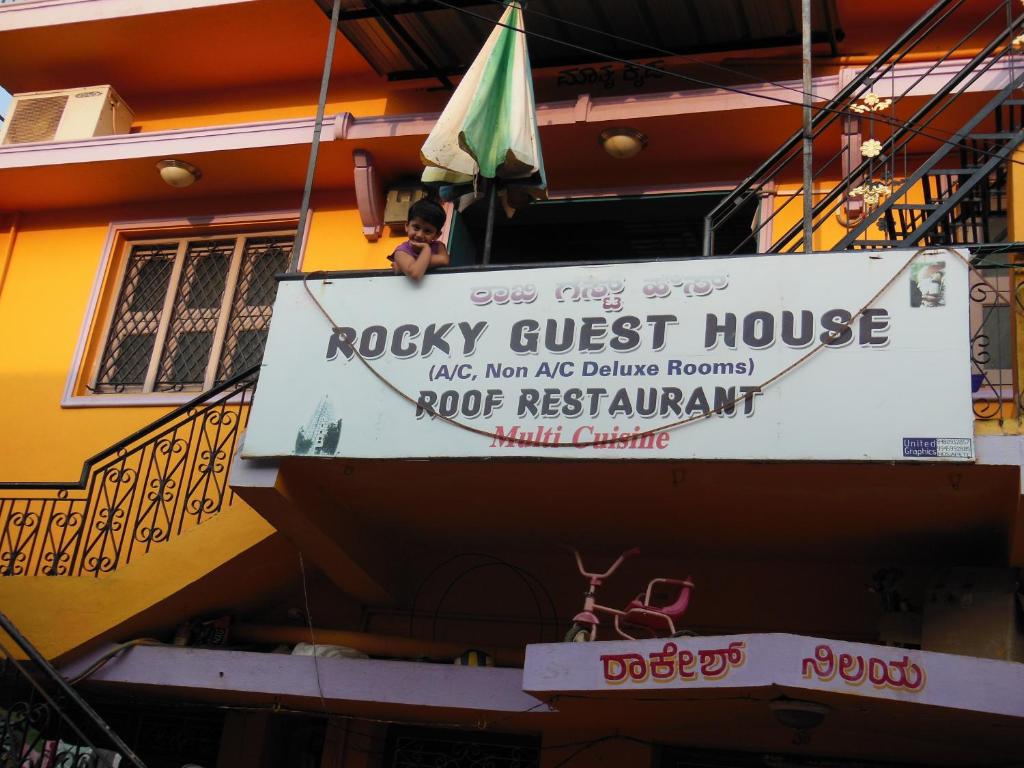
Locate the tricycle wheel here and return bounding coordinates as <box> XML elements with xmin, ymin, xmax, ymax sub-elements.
<box><xmin>565</xmin><ymin>623</ymin><xmax>591</xmax><ymax>642</ymax></box>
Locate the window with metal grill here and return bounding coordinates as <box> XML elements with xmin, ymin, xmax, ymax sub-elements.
<box><xmin>385</xmin><ymin>727</ymin><xmax>539</xmax><ymax>768</ymax></box>
<box><xmin>92</xmin><ymin>233</ymin><xmax>293</xmax><ymax>394</ymax></box>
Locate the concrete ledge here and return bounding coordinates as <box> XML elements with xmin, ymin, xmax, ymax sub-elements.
<box><xmin>64</xmin><ymin>644</ymin><xmax>543</xmax><ymax>716</ymax></box>
<box><xmin>525</xmin><ymin>633</ymin><xmax>1024</xmax><ymax>719</ymax></box>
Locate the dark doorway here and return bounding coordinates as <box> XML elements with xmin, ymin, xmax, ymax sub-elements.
<box><xmin>452</xmin><ymin>192</ymin><xmax>759</xmax><ymax>266</ymax></box>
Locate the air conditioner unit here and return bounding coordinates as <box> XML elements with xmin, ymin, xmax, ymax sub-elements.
<box><xmin>0</xmin><ymin>85</ymin><xmax>134</xmax><ymax>145</ymax></box>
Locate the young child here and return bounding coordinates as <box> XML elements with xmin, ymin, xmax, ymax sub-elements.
<box><xmin>390</xmin><ymin>198</ymin><xmax>450</xmax><ymax>281</ymax></box>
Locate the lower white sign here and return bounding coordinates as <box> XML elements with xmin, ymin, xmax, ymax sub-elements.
<box><xmin>242</xmin><ymin>250</ymin><xmax>974</xmax><ymax>461</ymax></box>
<box><xmin>522</xmin><ymin>633</ymin><xmax>1024</xmax><ymax>718</ymax></box>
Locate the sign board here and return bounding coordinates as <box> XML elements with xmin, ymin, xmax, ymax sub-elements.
<box><xmin>242</xmin><ymin>250</ymin><xmax>974</xmax><ymax>461</ymax></box>
<box><xmin>522</xmin><ymin>633</ymin><xmax>1024</xmax><ymax>718</ymax></box>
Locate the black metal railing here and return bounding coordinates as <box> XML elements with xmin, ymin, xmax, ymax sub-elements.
<box><xmin>703</xmin><ymin>0</ymin><xmax>1023</xmax><ymax>256</ymax></box>
<box><xmin>0</xmin><ymin>611</ymin><xmax>146</xmax><ymax>767</ymax></box>
<box><xmin>970</xmin><ymin>258</ymin><xmax>1023</xmax><ymax>423</ymax></box>
<box><xmin>0</xmin><ymin>366</ymin><xmax>259</xmax><ymax>577</ymax></box>
<box><xmin>820</xmin><ymin>28</ymin><xmax>1024</xmax><ymax>251</ymax></box>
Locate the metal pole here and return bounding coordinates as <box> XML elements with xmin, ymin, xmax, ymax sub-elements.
<box><xmin>482</xmin><ymin>182</ymin><xmax>498</xmax><ymax>266</ymax></box>
<box><xmin>288</xmin><ymin>0</ymin><xmax>342</xmax><ymax>273</ymax></box>
<box><xmin>0</xmin><ymin>611</ymin><xmax>147</xmax><ymax>768</ymax></box>
<box><xmin>802</xmin><ymin>0</ymin><xmax>814</xmax><ymax>254</ymax></box>
<box><xmin>702</xmin><ymin>213</ymin><xmax>713</xmax><ymax>257</ymax></box>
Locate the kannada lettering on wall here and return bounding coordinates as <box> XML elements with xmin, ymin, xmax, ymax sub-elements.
<box><xmin>523</xmin><ymin>634</ymin><xmax>1024</xmax><ymax>720</ymax></box>
<box><xmin>801</xmin><ymin>643</ymin><xmax>926</xmax><ymax>692</ymax></box>
<box><xmin>601</xmin><ymin>641</ymin><xmax>745</xmax><ymax>685</ymax></box>
<box><xmin>555</xmin><ymin>60</ymin><xmax>667</xmax><ymax>90</ymax></box>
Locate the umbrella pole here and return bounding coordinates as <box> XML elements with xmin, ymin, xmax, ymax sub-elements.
<box><xmin>482</xmin><ymin>182</ymin><xmax>498</xmax><ymax>266</ymax></box>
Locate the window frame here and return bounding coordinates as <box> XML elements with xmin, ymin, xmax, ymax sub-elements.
<box><xmin>63</xmin><ymin>211</ymin><xmax>306</xmax><ymax>408</ymax></box>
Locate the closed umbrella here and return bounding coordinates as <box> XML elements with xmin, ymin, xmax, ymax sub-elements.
<box><xmin>420</xmin><ymin>0</ymin><xmax>546</xmax><ymax>263</ymax></box>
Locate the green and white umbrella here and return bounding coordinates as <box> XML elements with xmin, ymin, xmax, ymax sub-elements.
<box><xmin>420</xmin><ymin>0</ymin><xmax>547</xmax><ymax>217</ymax></box>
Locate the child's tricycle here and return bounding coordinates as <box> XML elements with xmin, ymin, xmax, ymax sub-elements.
<box><xmin>565</xmin><ymin>547</ymin><xmax>694</xmax><ymax>642</ymax></box>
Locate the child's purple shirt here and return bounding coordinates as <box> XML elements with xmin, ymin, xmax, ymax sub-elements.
<box><xmin>389</xmin><ymin>240</ymin><xmax>441</xmax><ymax>261</ymax></box>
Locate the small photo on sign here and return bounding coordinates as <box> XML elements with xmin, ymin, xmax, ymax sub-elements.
<box><xmin>910</xmin><ymin>260</ymin><xmax>946</xmax><ymax>308</ymax></box>
<box><xmin>295</xmin><ymin>396</ymin><xmax>343</xmax><ymax>455</ymax></box>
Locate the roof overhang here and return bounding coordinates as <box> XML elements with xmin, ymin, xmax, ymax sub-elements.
<box><xmin>0</xmin><ymin>0</ymin><xmax>376</xmax><ymax>97</ymax></box>
<box><xmin>318</xmin><ymin>0</ymin><xmax>843</xmax><ymax>86</ymax></box>
<box><xmin>63</xmin><ymin>644</ymin><xmax>542</xmax><ymax>722</ymax></box>
<box><xmin>0</xmin><ymin>55</ymin><xmax>1014</xmax><ymax>211</ymax></box>
<box><xmin>0</xmin><ymin>81</ymin><xmax>821</xmax><ymax>209</ymax></box>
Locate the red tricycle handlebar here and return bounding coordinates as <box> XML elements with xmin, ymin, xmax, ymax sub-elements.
<box><xmin>572</xmin><ymin>547</ymin><xmax>641</xmax><ymax>580</ymax></box>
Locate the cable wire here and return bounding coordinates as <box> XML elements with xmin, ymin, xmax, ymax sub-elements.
<box><xmin>426</xmin><ymin>0</ymin><xmax>1024</xmax><ymax>170</ymax></box>
<box><xmin>475</xmin><ymin>0</ymin><xmax>827</xmax><ymax>101</ymax></box>
<box><xmin>303</xmin><ymin>246</ymin><xmax>948</xmax><ymax>450</ymax></box>
<box><xmin>306</xmin><ymin>246</ymin><xmax>1024</xmax><ymax>445</ymax></box>
<box><xmin>408</xmin><ymin>553</ymin><xmax>559</xmax><ymax>643</ymax></box>
<box><xmin>299</xmin><ymin>552</ymin><xmax>330</xmax><ymax>716</ymax></box>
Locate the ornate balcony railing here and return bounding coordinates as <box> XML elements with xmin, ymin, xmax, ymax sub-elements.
<box><xmin>0</xmin><ymin>366</ymin><xmax>259</xmax><ymax>577</ymax></box>
<box><xmin>970</xmin><ymin>260</ymin><xmax>1022</xmax><ymax>423</ymax></box>
<box><xmin>0</xmin><ymin>611</ymin><xmax>146</xmax><ymax>767</ymax></box>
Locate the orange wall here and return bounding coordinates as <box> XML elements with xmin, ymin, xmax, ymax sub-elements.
<box><xmin>0</xmin><ymin>500</ymin><xmax>277</xmax><ymax>659</ymax></box>
<box><xmin>0</xmin><ymin>193</ymin><xmax>404</xmax><ymax>482</ymax></box>
<box><xmin>129</xmin><ymin>78</ymin><xmax>396</xmax><ymax>133</ymax></box>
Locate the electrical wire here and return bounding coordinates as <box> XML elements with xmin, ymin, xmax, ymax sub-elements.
<box><xmin>426</xmin><ymin>0</ymin><xmax>827</xmax><ymax>104</ymax></box>
<box><xmin>548</xmin><ymin>734</ymin><xmax>615</xmax><ymax>768</ymax></box>
<box><xmin>303</xmin><ymin>246</ymin><xmax>939</xmax><ymax>450</ymax></box>
<box><xmin>475</xmin><ymin>0</ymin><xmax>828</xmax><ymax>101</ymax></box>
<box><xmin>407</xmin><ymin>552</ymin><xmax>558</xmax><ymax>643</ymax></box>
<box><xmin>66</xmin><ymin>638</ymin><xmax>164</xmax><ymax>686</ymax></box>
<box><xmin>426</xmin><ymin>0</ymin><xmax>1024</xmax><ymax>170</ymax></box>
<box><xmin>79</xmin><ymin>679</ymin><xmax>1024</xmax><ymax>767</ymax></box>
<box><xmin>188</xmin><ymin>692</ymin><xmax>556</xmax><ymax>759</ymax></box>
<box><xmin>299</xmin><ymin>552</ymin><xmax>330</xmax><ymax>716</ymax></box>
<box><xmin>306</xmin><ymin>245</ymin><xmax>1024</xmax><ymax>447</ymax></box>
<box><xmin>429</xmin><ymin>561</ymin><xmax>544</xmax><ymax>642</ymax></box>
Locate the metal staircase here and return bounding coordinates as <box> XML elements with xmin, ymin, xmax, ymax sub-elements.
<box><xmin>703</xmin><ymin>0</ymin><xmax>1024</xmax><ymax>256</ymax></box>
<box><xmin>836</xmin><ymin>77</ymin><xmax>1024</xmax><ymax>249</ymax></box>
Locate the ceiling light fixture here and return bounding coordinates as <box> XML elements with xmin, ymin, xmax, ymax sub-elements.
<box><xmin>156</xmin><ymin>159</ymin><xmax>202</xmax><ymax>188</ymax></box>
<box><xmin>599</xmin><ymin>127</ymin><xmax>648</xmax><ymax>159</ymax></box>
<box><xmin>769</xmin><ymin>698</ymin><xmax>830</xmax><ymax>732</ymax></box>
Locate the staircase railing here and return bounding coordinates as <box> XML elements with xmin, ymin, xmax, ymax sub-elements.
<box><xmin>702</xmin><ymin>0</ymin><xmax>1021</xmax><ymax>256</ymax></box>
<box><xmin>0</xmin><ymin>367</ymin><xmax>259</xmax><ymax>577</ymax></box>
<box><xmin>790</xmin><ymin>13</ymin><xmax>1024</xmax><ymax>252</ymax></box>
<box><xmin>0</xmin><ymin>610</ymin><xmax>147</xmax><ymax>767</ymax></box>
